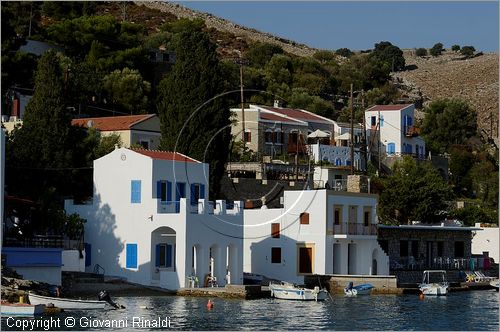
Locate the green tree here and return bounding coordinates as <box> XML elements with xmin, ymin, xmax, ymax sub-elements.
<box><xmin>449</xmin><ymin>147</ymin><xmax>475</xmax><ymax>195</ymax></box>
<box><xmin>103</xmin><ymin>67</ymin><xmax>151</xmax><ymax>114</ymax></box>
<box><xmin>421</xmin><ymin>99</ymin><xmax>477</xmax><ymax>153</ymax></box>
<box><xmin>157</xmin><ymin>19</ymin><xmax>231</xmax><ymax>198</ymax></box>
<box><xmin>460</xmin><ymin>46</ymin><xmax>476</xmax><ymax>58</ymax></box>
<box><xmin>429</xmin><ymin>43</ymin><xmax>444</xmax><ymax>56</ymax></box>
<box><xmin>451</xmin><ymin>44</ymin><xmax>460</xmax><ymax>52</ymax></box>
<box><xmin>379</xmin><ymin>157</ymin><xmax>453</xmax><ymax>224</ymax></box>
<box><xmin>468</xmin><ymin>158</ymin><xmax>499</xmax><ymax>208</ymax></box>
<box><xmin>335</xmin><ymin>48</ymin><xmax>354</xmax><ymax>58</ymax></box>
<box><xmin>415</xmin><ymin>48</ymin><xmax>428</xmax><ymax>57</ymax></box>
<box><xmin>313</xmin><ymin>50</ymin><xmax>336</xmax><ymax>64</ymax></box>
<box><xmin>245</xmin><ymin>42</ymin><xmax>284</xmax><ymax>68</ymax></box>
<box><xmin>450</xmin><ymin>205</ymin><xmax>496</xmax><ymax>226</ymax></box>
<box><xmin>370</xmin><ymin>41</ymin><xmax>405</xmax><ymax>72</ymax></box>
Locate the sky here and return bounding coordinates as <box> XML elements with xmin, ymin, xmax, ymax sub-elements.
<box><xmin>177</xmin><ymin>1</ymin><xmax>499</xmax><ymax>52</ymax></box>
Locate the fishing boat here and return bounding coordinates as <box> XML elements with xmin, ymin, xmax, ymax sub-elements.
<box><xmin>269</xmin><ymin>281</ymin><xmax>328</xmax><ymax>301</ymax></box>
<box><xmin>1</xmin><ymin>301</ymin><xmax>45</xmax><ymax>316</ymax></box>
<box><xmin>344</xmin><ymin>282</ymin><xmax>374</xmax><ymax>296</ymax></box>
<box><xmin>28</xmin><ymin>292</ymin><xmax>106</xmax><ymax>310</ymax></box>
<box><xmin>490</xmin><ymin>279</ymin><xmax>499</xmax><ymax>291</ymax></box>
<box><xmin>419</xmin><ymin>270</ymin><xmax>449</xmax><ymax>296</ymax></box>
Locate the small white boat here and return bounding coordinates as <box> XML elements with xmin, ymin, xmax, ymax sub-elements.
<box><xmin>419</xmin><ymin>270</ymin><xmax>449</xmax><ymax>296</ymax></box>
<box><xmin>344</xmin><ymin>282</ymin><xmax>374</xmax><ymax>296</ymax></box>
<box><xmin>1</xmin><ymin>301</ymin><xmax>45</xmax><ymax>316</ymax></box>
<box><xmin>269</xmin><ymin>281</ymin><xmax>328</xmax><ymax>301</ymax></box>
<box><xmin>490</xmin><ymin>279</ymin><xmax>499</xmax><ymax>291</ymax></box>
<box><xmin>29</xmin><ymin>292</ymin><xmax>106</xmax><ymax>310</ymax></box>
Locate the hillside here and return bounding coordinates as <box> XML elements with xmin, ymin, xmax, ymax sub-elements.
<box><xmin>394</xmin><ymin>51</ymin><xmax>499</xmax><ymax>143</ymax></box>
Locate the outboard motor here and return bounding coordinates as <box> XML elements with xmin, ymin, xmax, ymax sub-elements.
<box><xmin>346</xmin><ymin>282</ymin><xmax>353</xmax><ymax>291</ymax></box>
<box><xmin>98</xmin><ymin>290</ymin><xmax>125</xmax><ymax>309</ymax></box>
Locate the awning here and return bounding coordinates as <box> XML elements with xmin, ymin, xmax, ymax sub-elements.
<box><xmin>307</xmin><ymin>129</ymin><xmax>330</xmax><ymax>138</ymax></box>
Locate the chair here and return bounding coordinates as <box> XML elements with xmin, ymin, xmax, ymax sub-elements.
<box><xmin>464</xmin><ymin>271</ymin><xmax>476</xmax><ymax>283</ymax></box>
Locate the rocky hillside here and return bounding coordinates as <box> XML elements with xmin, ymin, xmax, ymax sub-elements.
<box><xmin>394</xmin><ymin>50</ymin><xmax>499</xmax><ymax>143</ymax></box>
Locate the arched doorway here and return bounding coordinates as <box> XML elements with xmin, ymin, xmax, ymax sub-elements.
<box><xmin>151</xmin><ymin>226</ymin><xmax>177</xmax><ymax>288</ymax></box>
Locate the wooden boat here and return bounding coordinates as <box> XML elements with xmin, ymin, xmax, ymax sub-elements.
<box><xmin>490</xmin><ymin>279</ymin><xmax>499</xmax><ymax>291</ymax></box>
<box><xmin>1</xmin><ymin>301</ymin><xmax>45</xmax><ymax>316</ymax></box>
<box><xmin>269</xmin><ymin>281</ymin><xmax>328</xmax><ymax>301</ymax></box>
<box><xmin>29</xmin><ymin>292</ymin><xmax>106</xmax><ymax>310</ymax></box>
<box><xmin>419</xmin><ymin>270</ymin><xmax>449</xmax><ymax>296</ymax></box>
<box><xmin>344</xmin><ymin>282</ymin><xmax>374</xmax><ymax>296</ymax></box>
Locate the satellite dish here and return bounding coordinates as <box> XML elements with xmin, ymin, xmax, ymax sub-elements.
<box><xmin>87</xmin><ymin>120</ymin><xmax>93</xmax><ymax>128</ymax></box>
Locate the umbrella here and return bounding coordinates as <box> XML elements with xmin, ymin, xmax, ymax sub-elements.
<box><xmin>307</xmin><ymin>129</ymin><xmax>330</xmax><ymax>138</ymax></box>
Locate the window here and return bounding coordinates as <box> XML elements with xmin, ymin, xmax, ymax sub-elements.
<box><xmin>387</xmin><ymin>143</ymin><xmax>396</xmax><ymax>154</ymax></box>
<box><xmin>364</xmin><ymin>211</ymin><xmax>370</xmax><ymax>227</ymax></box>
<box><xmin>271</xmin><ymin>247</ymin><xmax>281</xmax><ymax>263</ymax></box>
<box><xmin>275</xmin><ymin>131</ymin><xmax>282</xmax><ymax>144</ymax></box>
<box><xmin>454</xmin><ymin>241</ymin><xmax>465</xmax><ymax>258</ymax></box>
<box><xmin>371</xmin><ymin>116</ymin><xmax>376</xmax><ymax>126</ymax></box>
<box><xmin>244</xmin><ymin>131</ymin><xmax>251</xmax><ymax>143</ymax></box>
<box><xmin>437</xmin><ymin>241</ymin><xmax>444</xmax><ymax>257</ymax></box>
<box><xmin>400</xmin><ymin>240</ymin><xmax>408</xmax><ymax>257</ymax></box>
<box><xmin>157</xmin><ymin>181</ymin><xmax>172</xmax><ymax>203</ymax></box>
<box><xmin>411</xmin><ymin>241</ymin><xmax>419</xmax><ymax>257</ymax></box>
<box><xmin>139</xmin><ymin>140</ymin><xmax>149</xmax><ymax>149</ymax></box>
<box><xmin>126</xmin><ymin>243</ymin><xmax>138</xmax><ymax>269</ymax></box>
<box><xmin>300</xmin><ymin>212</ymin><xmax>309</xmax><ymax>225</ymax></box>
<box><xmin>190</xmin><ymin>183</ymin><xmax>205</xmax><ymax>205</ymax></box>
<box><xmin>265</xmin><ymin>131</ymin><xmax>273</xmax><ymax>143</ymax></box>
<box><xmin>271</xmin><ymin>223</ymin><xmax>280</xmax><ymax>238</ymax></box>
<box><xmin>155</xmin><ymin>244</ymin><xmax>173</xmax><ymax>268</ymax></box>
<box><xmin>131</xmin><ymin>180</ymin><xmax>141</xmax><ymax>203</ymax></box>
<box><xmin>335</xmin><ymin>158</ymin><xmax>342</xmax><ymax>166</ymax></box>
<box><xmin>176</xmin><ymin>182</ymin><xmax>186</xmax><ymax>201</ymax></box>
<box><xmin>334</xmin><ymin>207</ymin><xmax>341</xmax><ymax>225</ymax></box>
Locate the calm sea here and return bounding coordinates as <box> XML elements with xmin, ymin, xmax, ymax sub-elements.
<box><xmin>2</xmin><ymin>290</ymin><xmax>499</xmax><ymax>331</ymax></box>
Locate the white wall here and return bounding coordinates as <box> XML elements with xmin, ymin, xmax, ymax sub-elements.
<box><xmin>13</xmin><ymin>267</ymin><xmax>61</xmax><ymax>286</ymax></box>
<box><xmin>62</xmin><ymin>250</ymin><xmax>85</xmax><ymax>272</ymax></box>
<box><xmin>309</xmin><ymin>143</ymin><xmax>362</xmax><ymax>169</ymax></box>
<box><xmin>472</xmin><ymin>224</ymin><xmax>500</xmax><ymax>263</ymax></box>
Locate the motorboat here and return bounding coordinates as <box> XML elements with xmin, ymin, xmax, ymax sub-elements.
<box><xmin>344</xmin><ymin>282</ymin><xmax>374</xmax><ymax>296</ymax></box>
<box><xmin>243</xmin><ymin>272</ymin><xmax>264</xmax><ymax>285</ymax></box>
<box><xmin>419</xmin><ymin>270</ymin><xmax>449</xmax><ymax>296</ymax></box>
<box><xmin>29</xmin><ymin>292</ymin><xmax>106</xmax><ymax>310</ymax></box>
<box><xmin>1</xmin><ymin>301</ymin><xmax>45</xmax><ymax>316</ymax></box>
<box><xmin>490</xmin><ymin>279</ymin><xmax>499</xmax><ymax>291</ymax></box>
<box><xmin>269</xmin><ymin>281</ymin><xmax>328</xmax><ymax>301</ymax></box>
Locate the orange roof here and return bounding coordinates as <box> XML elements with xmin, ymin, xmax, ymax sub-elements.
<box><xmin>130</xmin><ymin>148</ymin><xmax>201</xmax><ymax>163</ymax></box>
<box><xmin>365</xmin><ymin>104</ymin><xmax>413</xmax><ymax>112</ymax></box>
<box><xmin>260</xmin><ymin>112</ymin><xmax>306</xmax><ymax>125</ymax></box>
<box><xmin>71</xmin><ymin>114</ymin><xmax>155</xmax><ymax>131</ymax></box>
<box><xmin>260</xmin><ymin>106</ymin><xmax>333</xmax><ymax>124</ymax></box>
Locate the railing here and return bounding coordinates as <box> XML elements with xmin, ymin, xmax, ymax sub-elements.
<box><xmin>333</xmin><ymin>223</ymin><xmax>377</xmax><ymax>236</ymax></box>
<box><xmin>2</xmin><ymin>235</ymin><xmax>83</xmax><ymax>249</ymax></box>
<box><xmin>313</xmin><ymin>179</ymin><xmax>347</xmax><ymax>191</ymax></box>
<box><xmin>390</xmin><ymin>257</ymin><xmax>487</xmax><ymax>271</ymax></box>
<box><xmin>157</xmin><ymin>198</ymin><xmax>243</xmax><ymax>216</ymax></box>
<box><xmin>93</xmin><ymin>264</ymin><xmax>105</xmax><ymax>275</ymax></box>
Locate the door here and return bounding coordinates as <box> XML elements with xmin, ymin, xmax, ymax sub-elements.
<box><xmin>298</xmin><ymin>247</ymin><xmax>313</xmax><ymax>274</ymax></box>
<box><xmin>387</xmin><ymin>143</ymin><xmax>395</xmax><ymax>154</ymax></box>
<box><xmin>426</xmin><ymin>241</ymin><xmax>433</xmax><ymax>268</ymax></box>
<box><xmin>348</xmin><ymin>243</ymin><xmax>356</xmax><ymax>275</ymax></box>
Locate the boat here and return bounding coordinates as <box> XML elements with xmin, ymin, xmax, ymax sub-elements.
<box><xmin>344</xmin><ymin>282</ymin><xmax>374</xmax><ymax>296</ymax></box>
<box><xmin>243</xmin><ymin>272</ymin><xmax>264</xmax><ymax>285</ymax></box>
<box><xmin>269</xmin><ymin>281</ymin><xmax>328</xmax><ymax>301</ymax></box>
<box><xmin>419</xmin><ymin>270</ymin><xmax>449</xmax><ymax>296</ymax></box>
<box><xmin>28</xmin><ymin>292</ymin><xmax>107</xmax><ymax>310</ymax></box>
<box><xmin>1</xmin><ymin>301</ymin><xmax>45</xmax><ymax>316</ymax></box>
<box><xmin>490</xmin><ymin>279</ymin><xmax>499</xmax><ymax>291</ymax></box>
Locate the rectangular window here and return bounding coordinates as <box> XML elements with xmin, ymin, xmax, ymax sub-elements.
<box><xmin>454</xmin><ymin>241</ymin><xmax>465</xmax><ymax>258</ymax></box>
<box><xmin>176</xmin><ymin>182</ymin><xmax>186</xmax><ymax>200</ymax></box>
<box><xmin>334</xmin><ymin>208</ymin><xmax>341</xmax><ymax>225</ymax></box>
<box><xmin>400</xmin><ymin>240</ymin><xmax>408</xmax><ymax>257</ymax></box>
<box><xmin>126</xmin><ymin>243</ymin><xmax>138</xmax><ymax>269</ymax></box>
<box><xmin>157</xmin><ymin>181</ymin><xmax>167</xmax><ymax>202</ymax></box>
<box><xmin>371</xmin><ymin>116</ymin><xmax>376</xmax><ymax>126</ymax></box>
<box><xmin>411</xmin><ymin>241</ymin><xmax>419</xmax><ymax>257</ymax></box>
<box><xmin>131</xmin><ymin>180</ymin><xmax>141</xmax><ymax>203</ymax></box>
<box><xmin>156</xmin><ymin>244</ymin><xmax>173</xmax><ymax>268</ymax></box>
<box><xmin>139</xmin><ymin>140</ymin><xmax>149</xmax><ymax>149</ymax></box>
<box><xmin>271</xmin><ymin>223</ymin><xmax>280</xmax><ymax>238</ymax></box>
<box><xmin>244</xmin><ymin>131</ymin><xmax>251</xmax><ymax>142</ymax></box>
<box><xmin>265</xmin><ymin>131</ymin><xmax>273</xmax><ymax>143</ymax></box>
<box><xmin>271</xmin><ymin>247</ymin><xmax>281</xmax><ymax>263</ymax></box>
<box><xmin>437</xmin><ymin>241</ymin><xmax>444</xmax><ymax>257</ymax></box>
<box><xmin>300</xmin><ymin>212</ymin><xmax>309</xmax><ymax>225</ymax></box>
<box><xmin>364</xmin><ymin>211</ymin><xmax>370</xmax><ymax>227</ymax></box>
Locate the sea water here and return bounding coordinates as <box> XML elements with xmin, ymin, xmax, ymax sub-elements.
<box><xmin>2</xmin><ymin>290</ymin><xmax>498</xmax><ymax>331</ymax></box>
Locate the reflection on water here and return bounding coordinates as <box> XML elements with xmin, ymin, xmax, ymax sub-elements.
<box><xmin>2</xmin><ymin>290</ymin><xmax>498</xmax><ymax>330</ymax></box>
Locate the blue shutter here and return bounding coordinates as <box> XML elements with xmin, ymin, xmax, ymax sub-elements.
<box><xmin>126</xmin><ymin>244</ymin><xmax>138</xmax><ymax>269</ymax></box>
<box><xmin>190</xmin><ymin>184</ymin><xmax>196</xmax><ymax>205</ymax></box>
<box><xmin>166</xmin><ymin>181</ymin><xmax>172</xmax><ymax>204</ymax></box>
<box><xmin>84</xmin><ymin>243</ymin><xmax>91</xmax><ymax>267</ymax></box>
<box><xmin>166</xmin><ymin>244</ymin><xmax>172</xmax><ymax>267</ymax></box>
<box><xmin>156</xmin><ymin>181</ymin><xmax>162</xmax><ymax>199</ymax></box>
<box><xmin>131</xmin><ymin>180</ymin><xmax>141</xmax><ymax>203</ymax></box>
<box><xmin>200</xmin><ymin>184</ymin><xmax>205</xmax><ymax>199</ymax></box>
<box><xmin>155</xmin><ymin>244</ymin><xmax>161</xmax><ymax>267</ymax></box>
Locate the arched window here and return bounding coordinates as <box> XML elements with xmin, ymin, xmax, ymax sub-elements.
<box><xmin>335</xmin><ymin>158</ymin><xmax>342</xmax><ymax>166</ymax></box>
<box><xmin>300</xmin><ymin>212</ymin><xmax>309</xmax><ymax>225</ymax></box>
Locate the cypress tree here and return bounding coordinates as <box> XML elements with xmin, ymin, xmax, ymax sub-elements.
<box><xmin>158</xmin><ymin>19</ymin><xmax>230</xmax><ymax>198</ymax></box>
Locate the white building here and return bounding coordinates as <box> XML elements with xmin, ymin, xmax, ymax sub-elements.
<box><xmin>65</xmin><ymin>148</ymin><xmax>244</xmax><ymax>290</ymax></box>
<box><xmin>472</xmin><ymin>223</ymin><xmax>499</xmax><ymax>263</ymax></box>
<box><xmin>365</xmin><ymin>104</ymin><xmax>425</xmax><ymax>158</ymax></box>
<box><xmin>243</xmin><ymin>182</ymin><xmax>389</xmax><ymax>284</ymax></box>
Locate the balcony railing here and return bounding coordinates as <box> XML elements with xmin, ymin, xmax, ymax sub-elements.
<box><xmin>333</xmin><ymin>223</ymin><xmax>377</xmax><ymax>236</ymax></box>
<box><xmin>157</xmin><ymin>198</ymin><xmax>243</xmax><ymax>216</ymax></box>
<box><xmin>390</xmin><ymin>256</ymin><xmax>485</xmax><ymax>271</ymax></box>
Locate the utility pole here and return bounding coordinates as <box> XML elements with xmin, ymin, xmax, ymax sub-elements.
<box><xmin>350</xmin><ymin>84</ymin><xmax>354</xmax><ymax>175</ymax></box>
<box><xmin>377</xmin><ymin>109</ymin><xmax>381</xmax><ymax>174</ymax></box>
<box><xmin>361</xmin><ymin>90</ymin><xmax>368</xmax><ymax>175</ymax></box>
<box><xmin>234</xmin><ymin>54</ymin><xmax>249</xmax><ymax>142</ymax></box>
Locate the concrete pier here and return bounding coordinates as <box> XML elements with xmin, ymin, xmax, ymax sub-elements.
<box><xmin>176</xmin><ymin>285</ymin><xmax>270</xmax><ymax>299</ymax></box>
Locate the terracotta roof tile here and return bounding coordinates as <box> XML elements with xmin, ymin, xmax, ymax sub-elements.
<box><xmin>260</xmin><ymin>112</ymin><xmax>306</xmax><ymax>125</ymax></box>
<box><xmin>130</xmin><ymin>148</ymin><xmax>201</xmax><ymax>163</ymax></box>
<box><xmin>71</xmin><ymin>114</ymin><xmax>155</xmax><ymax>131</ymax></box>
<box><xmin>260</xmin><ymin>106</ymin><xmax>333</xmax><ymax>124</ymax></box>
<box><xmin>365</xmin><ymin>104</ymin><xmax>413</xmax><ymax>112</ymax></box>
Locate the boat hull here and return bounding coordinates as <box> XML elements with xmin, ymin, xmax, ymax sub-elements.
<box><xmin>269</xmin><ymin>283</ymin><xmax>328</xmax><ymax>301</ymax></box>
<box><xmin>419</xmin><ymin>284</ymin><xmax>448</xmax><ymax>296</ymax></box>
<box><xmin>1</xmin><ymin>303</ymin><xmax>45</xmax><ymax>316</ymax></box>
<box><xmin>29</xmin><ymin>293</ymin><xmax>106</xmax><ymax>310</ymax></box>
<box><xmin>490</xmin><ymin>279</ymin><xmax>499</xmax><ymax>291</ymax></box>
<box><xmin>344</xmin><ymin>284</ymin><xmax>374</xmax><ymax>296</ymax></box>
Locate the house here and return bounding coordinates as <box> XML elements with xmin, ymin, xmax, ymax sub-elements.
<box><xmin>243</xmin><ymin>175</ymin><xmax>389</xmax><ymax>284</ymax></box>
<box><xmin>365</xmin><ymin>104</ymin><xmax>426</xmax><ymax>159</ymax></box>
<box><xmin>71</xmin><ymin>114</ymin><xmax>161</xmax><ymax>149</ymax></box>
<box><xmin>472</xmin><ymin>223</ymin><xmax>499</xmax><ymax>264</ymax></box>
<box><xmin>65</xmin><ymin>148</ymin><xmax>244</xmax><ymax>290</ymax></box>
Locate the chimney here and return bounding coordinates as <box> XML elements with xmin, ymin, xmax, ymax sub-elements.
<box><xmin>273</xmin><ymin>100</ymin><xmax>281</xmax><ymax>108</ymax></box>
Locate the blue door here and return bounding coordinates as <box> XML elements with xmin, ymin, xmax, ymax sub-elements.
<box><xmin>387</xmin><ymin>143</ymin><xmax>395</xmax><ymax>154</ymax></box>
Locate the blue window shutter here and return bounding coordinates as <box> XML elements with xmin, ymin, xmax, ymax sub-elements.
<box><xmin>84</xmin><ymin>243</ymin><xmax>91</xmax><ymax>267</ymax></box>
<box><xmin>166</xmin><ymin>244</ymin><xmax>172</xmax><ymax>267</ymax></box>
<box><xmin>190</xmin><ymin>184</ymin><xmax>196</xmax><ymax>204</ymax></box>
<box><xmin>126</xmin><ymin>244</ymin><xmax>138</xmax><ymax>269</ymax></box>
<box><xmin>156</xmin><ymin>181</ymin><xmax>162</xmax><ymax>199</ymax></box>
<box><xmin>155</xmin><ymin>244</ymin><xmax>161</xmax><ymax>267</ymax></box>
<box><xmin>167</xmin><ymin>181</ymin><xmax>172</xmax><ymax>203</ymax></box>
<box><xmin>200</xmin><ymin>184</ymin><xmax>205</xmax><ymax>199</ymax></box>
<box><xmin>131</xmin><ymin>180</ymin><xmax>141</xmax><ymax>203</ymax></box>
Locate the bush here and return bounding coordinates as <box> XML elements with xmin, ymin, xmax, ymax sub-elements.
<box><xmin>460</xmin><ymin>46</ymin><xmax>476</xmax><ymax>58</ymax></box>
<box><xmin>451</xmin><ymin>44</ymin><xmax>460</xmax><ymax>52</ymax></box>
<box><xmin>335</xmin><ymin>48</ymin><xmax>354</xmax><ymax>58</ymax></box>
<box><xmin>415</xmin><ymin>48</ymin><xmax>428</xmax><ymax>57</ymax></box>
<box><xmin>430</xmin><ymin>43</ymin><xmax>444</xmax><ymax>56</ymax></box>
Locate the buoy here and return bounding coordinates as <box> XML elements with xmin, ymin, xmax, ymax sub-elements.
<box><xmin>419</xmin><ymin>292</ymin><xmax>425</xmax><ymax>300</ymax></box>
<box><xmin>206</xmin><ymin>299</ymin><xmax>213</xmax><ymax>310</ymax></box>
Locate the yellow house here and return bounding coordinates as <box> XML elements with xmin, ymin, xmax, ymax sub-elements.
<box><xmin>71</xmin><ymin>114</ymin><xmax>161</xmax><ymax>149</ymax></box>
